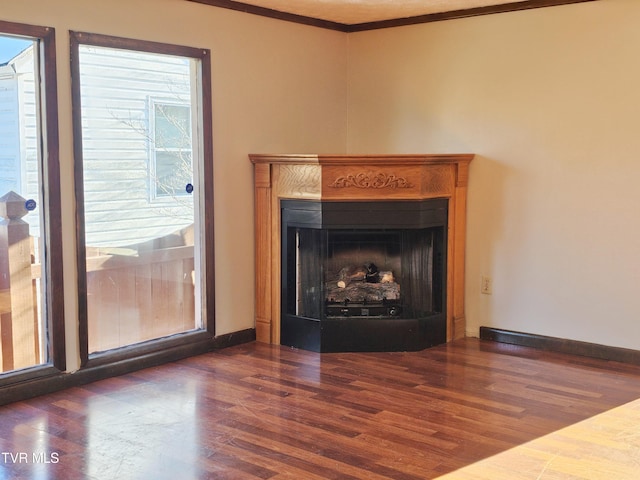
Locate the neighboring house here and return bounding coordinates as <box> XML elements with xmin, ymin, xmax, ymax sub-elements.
<box><xmin>0</xmin><ymin>45</ymin><xmax>40</xmax><ymax>236</ymax></box>
<box><xmin>1</xmin><ymin>44</ymin><xmax>194</xmax><ymax>247</ymax></box>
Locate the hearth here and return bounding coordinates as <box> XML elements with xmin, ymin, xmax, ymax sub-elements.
<box><xmin>281</xmin><ymin>199</ymin><xmax>447</xmax><ymax>352</ymax></box>
<box><xmin>249</xmin><ymin>154</ymin><xmax>473</xmax><ymax>352</ymax></box>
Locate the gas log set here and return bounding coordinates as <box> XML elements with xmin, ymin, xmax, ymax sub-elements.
<box><xmin>325</xmin><ymin>264</ymin><xmax>401</xmax><ymax>318</ymax></box>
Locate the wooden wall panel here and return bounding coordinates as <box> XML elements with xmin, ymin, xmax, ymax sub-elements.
<box><xmin>277</xmin><ymin>164</ymin><xmax>321</xmax><ymax>199</ymax></box>
<box><xmin>253</xmin><ymin>164</ymin><xmax>273</xmax><ymax>343</ymax></box>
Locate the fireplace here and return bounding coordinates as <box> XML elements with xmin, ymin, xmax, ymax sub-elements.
<box><xmin>250</xmin><ymin>154</ymin><xmax>473</xmax><ymax>352</ymax></box>
<box><xmin>281</xmin><ymin>199</ymin><xmax>447</xmax><ymax>352</ymax></box>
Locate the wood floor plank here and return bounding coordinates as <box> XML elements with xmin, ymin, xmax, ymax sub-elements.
<box><xmin>2</xmin><ymin>338</ymin><xmax>640</xmax><ymax>479</ymax></box>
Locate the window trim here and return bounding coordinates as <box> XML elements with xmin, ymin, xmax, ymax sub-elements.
<box><xmin>69</xmin><ymin>32</ymin><xmax>215</xmax><ymax>368</ymax></box>
<box><xmin>0</xmin><ymin>20</ymin><xmax>65</xmax><ymax>384</ymax></box>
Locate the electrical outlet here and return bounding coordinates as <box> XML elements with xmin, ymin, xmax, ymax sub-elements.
<box><xmin>481</xmin><ymin>275</ymin><xmax>492</xmax><ymax>295</ymax></box>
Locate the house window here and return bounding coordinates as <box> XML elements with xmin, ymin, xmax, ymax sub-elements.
<box><xmin>70</xmin><ymin>32</ymin><xmax>214</xmax><ymax>364</ymax></box>
<box><xmin>0</xmin><ymin>23</ymin><xmax>64</xmax><ymax>380</ymax></box>
<box><xmin>150</xmin><ymin>100</ymin><xmax>192</xmax><ymax>199</ymax></box>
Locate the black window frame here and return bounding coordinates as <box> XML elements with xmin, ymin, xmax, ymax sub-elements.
<box><xmin>0</xmin><ymin>20</ymin><xmax>65</xmax><ymax>388</ymax></box>
<box><xmin>69</xmin><ymin>31</ymin><xmax>215</xmax><ymax>368</ymax></box>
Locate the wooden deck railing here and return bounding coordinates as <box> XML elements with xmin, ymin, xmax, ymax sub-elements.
<box><xmin>85</xmin><ymin>244</ymin><xmax>195</xmax><ymax>353</ymax></box>
<box><xmin>1</xmin><ymin>191</ymin><xmax>195</xmax><ymax>372</ymax></box>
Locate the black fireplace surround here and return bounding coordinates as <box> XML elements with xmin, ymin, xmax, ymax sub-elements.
<box><xmin>281</xmin><ymin>198</ymin><xmax>448</xmax><ymax>352</ymax></box>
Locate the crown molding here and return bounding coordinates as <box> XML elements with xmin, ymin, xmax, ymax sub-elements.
<box><xmin>188</xmin><ymin>0</ymin><xmax>349</xmax><ymax>31</ymax></box>
<box><xmin>188</xmin><ymin>0</ymin><xmax>598</xmax><ymax>32</ymax></box>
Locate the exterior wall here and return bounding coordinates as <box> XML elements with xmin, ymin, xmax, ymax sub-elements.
<box><xmin>13</xmin><ymin>49</ymin><xmax>38</xmax><ymax>210</ymax></box>
<box><xmin>0</xmin><ymin>48</ymin><xmax>41</xmax><ymax>235</ymax></box>
<box><xmin>346</xmin><ymin>0</ymin><xmax>640</xmax><ymax>350</ymax></box>
<box><xmin>0</xmin><ymin>68</ymin><xmax>21</xmax><ymax>195</ymax></box>
<box><xmin>77</xmin><ymin>45</ymin><xmax>194</xmax><ymax>247</ymax></box>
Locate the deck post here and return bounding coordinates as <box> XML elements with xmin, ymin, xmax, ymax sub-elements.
<box><xmin>0</xmin><ymin>191</ymin><xmax>37</xmax><ymax>371</ymax></box>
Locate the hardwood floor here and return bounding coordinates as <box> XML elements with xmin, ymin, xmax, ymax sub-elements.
<box><xmin>1</xmin><ymin>338</ymin><xmax>640</xmax><ymax>479</ymax></box>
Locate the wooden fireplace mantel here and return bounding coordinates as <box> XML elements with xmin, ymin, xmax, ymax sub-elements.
<box><xmin>249</xmin><ymin>153</ymin><xmax>474</xmax><ymax>345</ymax></box>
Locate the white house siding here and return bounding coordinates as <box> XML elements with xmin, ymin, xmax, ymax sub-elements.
<box><xmin>14</xmin><ymin>49</ymin><xmax>40</xmax><ymax>236</ymax></box>
<box><xmin>2</xmin><ymin>44</ymin><xmax>195</xmax><ymax>247</ymax></box>
<box><xmin>0</xmin><ymin>48</ymin><xmax>40</xmax><ymax>237</ymax></box>
<box><xmin>78</xmin><ymin>45</ymin><xmax>194</xmax><ymax>247</ymax></box>
<box><xmin>0</xmin><ymin>65</ymin><xmax>22</xmax><ymax>196</ymax></box>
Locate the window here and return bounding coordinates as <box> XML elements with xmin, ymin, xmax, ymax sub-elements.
<box><xmin>0</xmin><ymin>22</ymin><xmax>64</xmax><ymax>380</ymax></box>
<box><xmin>70</xmin><ymin>32</ymin><xmax>214</xmax><ymax>364</ymax></box>
<box><xmin>150</xmin><ymin>100</ymin><xmax>192</xmax><ymax>199</ymax></box>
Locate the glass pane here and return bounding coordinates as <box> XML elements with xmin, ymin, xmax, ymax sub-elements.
<box><xmin>77</xmin><ymin>45</ymin><xmax>201</xmax><ymax>354</ymax></box>
<box><xmin>0</xmin><ymin>35</ymin><xmax>47</xmax><ymax>372</ymax></box>
<box><xmin>155</xmin><ymin>151</ymin><xmax>192</xmax><ymax>197</ymax></box>
<box><xmin>155</xmin><ymin>104</ymin><xmax>191</xmax><ymax>148</ymax></box>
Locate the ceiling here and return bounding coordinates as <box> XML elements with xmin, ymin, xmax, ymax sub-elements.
<box><xmin>189</xmin><ymin>0</ymin><xmax>596</xmax><ymax>31</ymax></box>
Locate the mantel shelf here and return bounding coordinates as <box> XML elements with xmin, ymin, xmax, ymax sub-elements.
<box><xmin>250</xmin><ymin>153</ymin><xmax>474</xmax><ymax>166</ymax></box>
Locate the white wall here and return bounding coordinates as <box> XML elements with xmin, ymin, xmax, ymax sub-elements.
<box><xmin>1</xmin><ymin>0</ymin><xmax>348</xmax><ymax>370</ymax></box>
<box><xmin>347</xmin><ymin>0</ymin><xmax>640</xmax><ymax>349</ymax></box>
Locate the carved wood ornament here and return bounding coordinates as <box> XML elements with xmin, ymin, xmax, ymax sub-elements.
<box><xmin>329</xmin><ymin>172</ymin><xmax>413</xmax><ymax>189</ymax></box>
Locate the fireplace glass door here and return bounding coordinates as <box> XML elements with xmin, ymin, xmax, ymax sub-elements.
<box><xmin>281</xmin><ymin>200</ymin><xmax>447</xmax><ymax>352</ymax></box>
